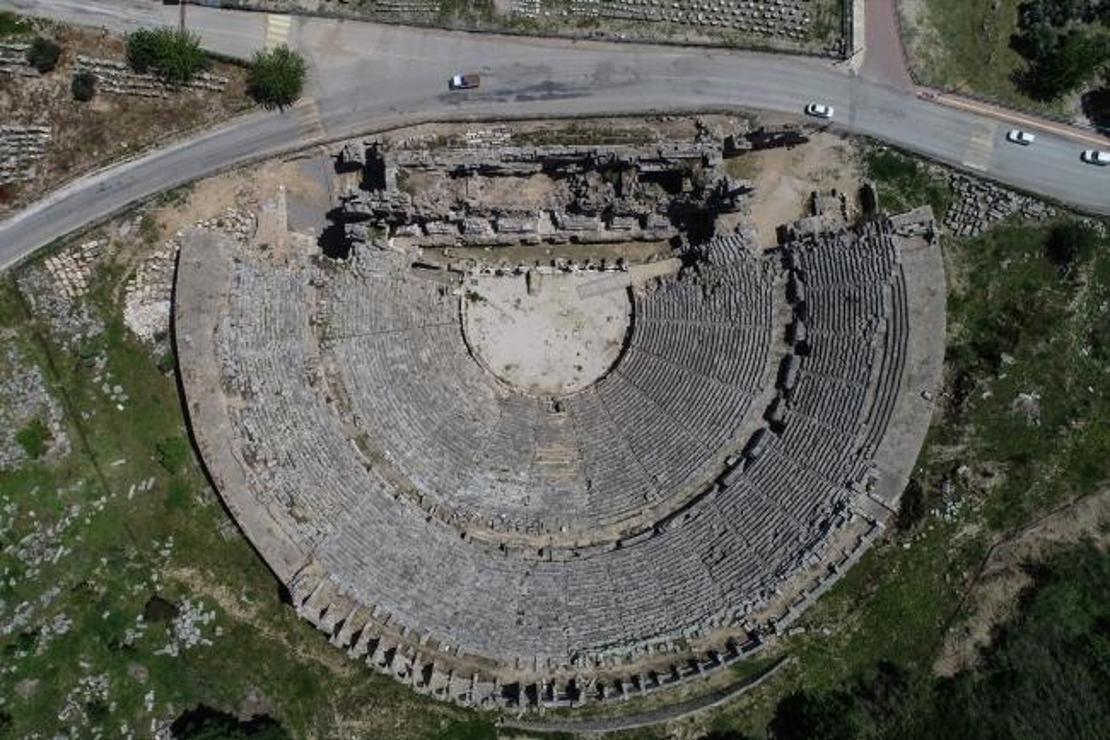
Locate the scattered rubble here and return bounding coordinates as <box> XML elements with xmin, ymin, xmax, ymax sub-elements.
<box><xmin>0</xmin><ymin>42</ymin><xmax>36</xmax><ymax>78</ymax></box>
<box><xmin>76</xmin><ymin>56</ymin><xmax>229</xmax><ymax>98</ymax></box>
<box><xmin>0</xmin><ymin>124</ymin><xmax>51</xmax><ymax>186</ymax></box>
<box><xmin>17</xmin><ymin>243</ymin><xmax>107</xmax><ymax>348</ymax></box>
<box><xmin>0</xmin><ymin>333</ymin><xmax>70</xmax><ymax>469</ymax></box>
<box><xmin>943</xmin><ymin>173</ymin><xmax>1055</xmax><ymax>238</ymax></box>
<box><xmin>123</xmin><ymin>209</ymin><xmax>255</xmax><ymax>344</ymax></box>
<box><xmin>156</xmin><ymin>599</ymin><xmax>217</xmax><ymax>657</ymax></box>
<box><xmin>42</xmin><ymin>238</ymin><xmax>106</xmax><ymax>300</ymax></box>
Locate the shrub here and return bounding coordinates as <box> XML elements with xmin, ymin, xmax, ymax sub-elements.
<box><xmin>71</xmin><ymin>70</ymin><xmax>96</xmax><ymax>101</ymax></box>
<box><xmin>155</xmin><ymin>436</ymin><xmax>191</xmax><ymax>473</ymax></box>
<box><xmin>126</xmin><ymin>27</ymin><xmax>208</xmax><ymax>85</ymax></box>
<box><xmin>1016</xmin><ymin>29</ymin><xmax>1110</xmax><ymax>101</ymax></box>
<box><xmin>248</xmin><ymin>45</ymin><xmax>306</xmax><ymax>109</ymax></box>
<box><xmin>1044</xmin><ymin>221</ymin><xmax>1099</xmax><ymax>273</ymax></box>
<box><xmin>0</xmin><ymin>11</ymin><xmax>31</xmax><ymax>39</ymax></box>
<box><xmin>26</xmin><ymin>36</ymin><xmax>61</xmax><ymax>73</ymax></box>
<box><xmin>16</xmin><ymin>418</ymin><xmax>50</xmax><ymax>459</ymax></box>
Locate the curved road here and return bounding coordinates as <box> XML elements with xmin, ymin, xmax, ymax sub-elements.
<box><xmin>1</xmin><ymin>0</ymin><xmax>1107</xmax><ymax>271</ymax></box>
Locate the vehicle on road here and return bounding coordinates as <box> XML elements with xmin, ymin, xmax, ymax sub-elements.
<box><xmin>448</xmin><ymin>73</ymin><xmax>481</xmax><ymax>91</ymax></box>
<box><xmin>805</xmin><ymin>103</ymin><xmax>834</xmax><ymax>119</ymax></box>
<box><xmin>1081</xmin><ymin>149</ymin><xmax>1109</xmax><ymax>166</ymax></box>
<box><xmin>1006</xmin><ymin>129</ymin><xmax>1036</xmax><ymax>146</ymax></box>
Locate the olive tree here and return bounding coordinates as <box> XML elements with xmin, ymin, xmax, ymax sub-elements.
<box><xmin>248</xmin><ymin>45</ymin><xmax>306</xmax><ymax>110</ymax></box>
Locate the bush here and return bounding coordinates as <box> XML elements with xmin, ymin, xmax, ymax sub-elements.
<box><xmin>126</xmin><ymin>27</ymin><xmax>208</xmax><ymax>85</ymax></box>
<box><xmin>768</xmin><ymin>690</ymin><xmax>862</xmax><ymax>740</ymax></box>
<box><xmin>155</xmin><ymin>436</ymin><xmax>191</xmax><ymax>474</ymax></box>
<box><xmin>1015</xmin><ymin>29</ymin><xmax>1110</xmax><ymax>101</ymax></box>
<box><xmin>71</xmin><ymin>70</ymin><xmax>96</xmax><ymax>101</ymax></box>
<box><xmin>1081</xmin><ymin>83</ymin><xmax>1110</xmax><ymax>130</ymax></box>
<box><xmin>248</xmin><ymin>45</ymin><xmax>306</xmax><ymax>109</ymax></box>
<box><xmin>26</xmin><ymin>36</ymin><xmax>61</xmax><ymax>73</ymax></box>
<box><xmin>0</xmin><ymin>11</ymin><xmax>31</xmax><ymax>39</ymax></box>
<box><xmin>16</xmin><ymin>418</ymin><xmax>50</xmax><ymax>459</ymax></box>
<box><xmin>1044</xmin><ymin>221</ymin><xmax>1099</xmax><ymax>273</ymax></box>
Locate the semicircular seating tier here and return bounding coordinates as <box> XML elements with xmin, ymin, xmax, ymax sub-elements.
<box><xmin>174</xmin><ymin>219</ymin><xmax>945</xmax><ymax>709</ymax></box>
<box><xmin>316</xmin><ymin>238</ymin><xmax>775</xmax><ymax>537</ymax></box>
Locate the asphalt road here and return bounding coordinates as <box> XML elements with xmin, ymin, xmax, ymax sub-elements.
<box><xmin>1</xmin><ymin>0</ymin><xmax>1107</xmax><ymax>271</ymax></box>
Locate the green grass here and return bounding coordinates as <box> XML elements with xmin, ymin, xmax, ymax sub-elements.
<box><xmin>945</xmin><ymin>219</ymin><xmax>1110</xmax><ymax>529</ymax></box>
<box><xmin>865</xmin><ymin>148</ymin><xmax>952</xmax><ymax>217</ymax></box>
<box><xmin>0</xmin><ymin>244</ymin><xmax>480</xmax><ymax>738</ymax></box>
<box><xmin>0</xmin><ymin>10</ymin><xmax>31</xmax><ymax>38</ymax></box>
<box><xmin>15</xmin><ymin>417</ymin><xmax>50</xmax><ymax>459</ymax></box>
<box><xmin>904</xmin><ymin>0</ymin><xmax>1107</xmax><ymax>115</ymax></box>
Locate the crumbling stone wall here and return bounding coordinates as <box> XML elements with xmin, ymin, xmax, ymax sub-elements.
<box><xmin>335</xmin><ymin>133</ymin><xmax>753</xmax><ymax>249</ymax></box>
<box><xmin>76</xmin><ymin>56</ymin><xmax>228</xmax><ymax>98</ymax></box>
<box><xmin>0</xmin><ymin>42</ymin><xmax>36</xmax><ymax>78</ymax></box>
<box><xmin>0</xmin><ymin>125</ymin><xmax>50</xmax><ymax>186</ymax></box>
<box><xmin>942</xmin><ymin>173</ymin><xmax>1055</xmax><ymax>238</ymax></box>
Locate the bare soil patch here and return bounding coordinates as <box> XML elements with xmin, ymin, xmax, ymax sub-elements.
<box><xmin>730</xmin><ymin>128</ymin><xmax>862</xmax><ymax>247</ymax></box>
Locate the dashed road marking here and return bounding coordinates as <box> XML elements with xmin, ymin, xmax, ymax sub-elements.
<box><xmin>265</xmin><ymin>13</ymin><xmax>292</xmax><ymax>50</ymax></box>
<box><xmin>292</xmin><ymin>96</ymin><xmax>326</xmax><ymax>141</ymax></box>
<box><xmin>961</xmin><ymin>121</ymin><xmax>998</xmax><ymax>172</ymax></box>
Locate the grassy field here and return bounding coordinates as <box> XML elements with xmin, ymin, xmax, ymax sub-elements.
<box><xmin>0</xmin><ymin>227</ymin><xmax>496</xmax><ymax>738</ymax></box>
<box><xmin>1</xmin><ymin>147</ymin><xmax>1108</xmax><ymax>738</ymax></box>
<box><xmin>899</xmin><ymin>0</ymin><xmax>1070</xmax><ymax>114</ymax></box>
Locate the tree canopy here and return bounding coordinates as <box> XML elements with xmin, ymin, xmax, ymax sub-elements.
<box><xmin>126</xmin><ymin>27</ymin><xmax>209</xmax><ymax>85</ymax></box>
<box><xmin>248</xmin><ymin>45</ymin><xmax>307</xmax><ymax>109</ymax></box>
<box><xmin>26</xmin><ymin>36</ymin><xmax>61</xmax><ymax>73</ymax></box>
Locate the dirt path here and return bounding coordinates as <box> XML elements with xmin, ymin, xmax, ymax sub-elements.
<box><xmin>933</xmin><ymin>490</ymin><xmax>1110</xmax><ymax>676</ymax></box>
<box><xmin>860</xmin><ymin>0</ymin><xmax>915</xmax><ymax>92</ymax></box>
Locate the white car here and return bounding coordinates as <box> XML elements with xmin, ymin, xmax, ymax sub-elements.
<box><xmin>1081</xmin><ymin>149</ymin><xmax>1109</xmax><ymax>166</ymax></box>
<box><xmin>1006</xmin><ymin>129</ymin><xmax>1036</xmax><ymax>146</ymax></box>
<box><xmin>805</xmin><ymin>103</ymin><xmax>834</xmax><ymax>119</ymax></box>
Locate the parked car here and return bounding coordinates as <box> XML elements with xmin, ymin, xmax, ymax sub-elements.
<box><xmin>448</xmin><ymin>73</ymin><xmax>480</xmax><ymax>91</ymax></box>
<box><xmin>805</xmin><ymin>103</ymin><xmax>834</xmax><ymax>119</ymax></box>
<box><xmin>1006</xmin><ymin>129</ymin><xmax>1036</xmax><ymax>145</ymax></box>
<box><xmin>1081</xmin><ymin>149</ymin><xmax>1109</xmax><ymax>166</ymax></box>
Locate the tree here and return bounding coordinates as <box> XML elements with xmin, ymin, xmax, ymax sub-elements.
<box><xmin>1081</xmin><ymin>81</ymin><xmax>1110</xmax><ymax>130</ymax></box>
<box><xmin>248</xmin><ymin>45</ymin><xmax>306</xmax><ymax>109</ymax></box>
<box><xmin>126</xmin><ymin>27</ymin><xmax>208</xmax><ymax>85</ymax></box>
<box><xmin>1043</xmin><ymin>221</ymin><xmax>1099</xmax><ymax>273</ymax></box>
<box><xmin>1016</xmin><ymin>29</ymin><xmax>1110</xmax><ymax>100</ymax></box>
<box><xmin>71</xmin><ymin>70</ymin><xmax>96</xmax><ymax>101</ymax></box>
<box><xmin>26</xmin><ymin>36</ymin><xmax>61</xmax><ymax>73</ymax></box>
<box><xmin>767</xmin><ymin>690</ymin><xmax>862</xmax><ymax>740</ymax></box>
<box><xmin>169</xmin><ymin>706</ymin><xmax>289</xmax><ymax>740</ymax></box>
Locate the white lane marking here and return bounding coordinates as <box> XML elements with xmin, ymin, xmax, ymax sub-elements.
<box><xmin>265</xmin><ymin>14</ymin><xmax>291</xmax><ymax>50</ymax></box>
<box><xmin>961</xmin><ymin>121</ymin><xmax>998</xmax><ymax>172</ymax></box>
<box><xmin>292</xmin><ymin>96</ymin><xmax>326</xmax><ymax>141</ymax></box>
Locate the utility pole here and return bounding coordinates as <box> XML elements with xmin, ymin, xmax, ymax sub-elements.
<box><xmin>179</xmin><ymin>0</ymin><xmax>186</xmax><ymax>33</ymax></box>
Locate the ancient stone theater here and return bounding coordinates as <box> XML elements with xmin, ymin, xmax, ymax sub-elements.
<box><xmin>173</xmin><ymin>124</ymin><xmax>945</xmax><ymax>710</ymax></box>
